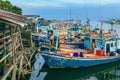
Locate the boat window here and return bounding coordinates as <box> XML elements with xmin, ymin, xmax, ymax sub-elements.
<box><xmin>113</xmin><ymin>43</ymin><xmax>115</xmax><ymax>47</ymax></box>
<box><xmin>111</xmin><ymin>43</ymin><xmax>113</xmax><ymax>47</ymax></box>
<box><xmin>72</xmin><ymin>28</ymin><xmax>77</xmax><ymax>31</ymax></box>
<box><xmin>86</xmin><ymin>38</ymin><xmax>90</xmax><ymax>41</ymax></box>
<box><xmin>40</xmin><ymin>47</ymin><xmax>49</xmax><ymax>51</ymax></box>
<box><xmin>99</xmin><ymin>41</ymin><xmax>103</xmax><ymax>46</ymax></box>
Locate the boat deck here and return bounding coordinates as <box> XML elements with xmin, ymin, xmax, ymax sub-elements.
<box><xmin>57</xmin><ymin>44</ymin><xmax>114</xmax><ymax>59</ymax></box>
<box><xmin>57</xmin><ymin>50</ymin><xmax>111</xmax><ymax>59</ymax></box>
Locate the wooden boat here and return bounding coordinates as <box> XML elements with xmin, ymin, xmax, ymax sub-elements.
<box><xmin>40</xmin><ymin>23</ymin><xmax>120</xmax><ymax>68</ymax></box>
<box><xmin>41</xmin><ymin>50</ymin><xmax>120</xmax><ymax>68</ymax></box>
<box><xmin>43</xmin><ymin>60</ymin><xmax>120</xmax><ymax>80</ymax></box>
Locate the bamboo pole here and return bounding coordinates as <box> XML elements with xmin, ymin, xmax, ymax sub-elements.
<box><xmin>17</xmin><ymin>26</ymin><xmax>32</xmax><ymax>80</ymax></box>
<box><xmin>17</xmin><ymin>26</ymin><xmax>24</xmax><ymax>80</ymax></box>
<box><xmin>12</xmin><ymin>64</ymin><xmax>17</xmax><ymax>80</ymax></box>
<box><xmin>18</xmin><ymin>53</ymin><xmax>23</xmax><ymax>80</ymax></box>
<box><xmin>1</xmin><ymin>65</ymin><xmax>14</xmax><ymax>80</ymax></box>
<box><xmin>3</xmin><ymin>25</ymin><xmax>6</xmax><ymax>66</ymax></box>
<box><xmin>0</xmin><ymin>51</ymin><xmax>12</xmax><ymax>63</ymax></box>
<box><xmin>11</xmin><ymin>26</ymin><xmax>17</xmax><ymax>80</ymax></box>
<box><xmin>0</xmin><ymin>19</ymin><xmax>29</xmax><ymax>80</ymax></box>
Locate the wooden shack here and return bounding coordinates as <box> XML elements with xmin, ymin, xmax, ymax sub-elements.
<box><xmin>0</xmin><ymin>9</ymin><xmax>30</xmax><ymax>80</ymax></box>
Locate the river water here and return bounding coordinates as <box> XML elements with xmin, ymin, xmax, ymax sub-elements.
<box><xmin>30</xmin><ymin>22</ymin><xmax>120</xmax><ymax>80</ymax></box>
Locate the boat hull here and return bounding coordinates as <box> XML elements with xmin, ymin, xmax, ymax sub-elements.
<box><xmin>41</xmin><ymin>52</ymin><xmax>120</xmax><ymax>68</ymax></box>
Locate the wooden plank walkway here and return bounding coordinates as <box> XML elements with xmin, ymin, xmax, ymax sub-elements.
<box><xmin>30</xmin><ymin>54</ymin><xmax>46</xmax><ymax>80</ymax></box>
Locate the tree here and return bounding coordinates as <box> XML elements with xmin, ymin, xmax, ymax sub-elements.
<box><xmin>0</xmin><ymin>0</ymin><xmax>22</xmax><ymax>15</ymax></box>
<box><xmin>38</xmin><ymin>18</ymin><xmax>44</xmax><ymax>21</ymax></box>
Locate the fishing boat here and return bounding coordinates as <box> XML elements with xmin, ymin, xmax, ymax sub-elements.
<box><xmin>58</xmin><ymin>23</ymin><xmax>86</xmax><ymax>45</ymax></box>
<box><xmin>44</xmin><ymin>60</ymin><xmax>120</xmax><ymax>80</ymax></box>
<box><xmin>40</xmin><ymin>22</ymin><xmax>120</xmax><ymax>68</ymax></box>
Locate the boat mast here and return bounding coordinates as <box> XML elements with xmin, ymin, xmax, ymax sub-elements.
<box><xmin>55</xmin><ymin>28</ymin><xmax>59</xmax><ymax>51</ymax></box>
<box><xmin>85</xmin><ymin>0</ymin><xmax>88</xmax><ymax>18</ymax></box>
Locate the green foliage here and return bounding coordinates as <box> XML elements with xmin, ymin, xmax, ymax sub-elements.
<box><xmin>38</xmin><ymin>18</ymin><xmax>44</xmax><ymax>21</ymax></box>
<box><xmin>38</xmin><ymin>18</ymin><xmax>54</xmax><ymax>25</ymax></box>
<box><xmin>0</xmin><ymin>0</ymin><xmax>22</xmax><ymax>15</ymax></box>
<box><xmin>21</xmin><ymin>30</ymin><xmax>31</xmax><ymax>38</ymax></box>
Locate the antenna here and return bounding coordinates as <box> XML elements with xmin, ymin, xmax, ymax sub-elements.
<box><xmin>99</xmin><ymin>0</ymin><xmax>103</xmax><ymax>35</ymax></box>
<box><xmin>85</xmin><ymin>0</ymin><xmax>90</xmax><ymax>27</ymax></box>
<box><xmin>99</xmin><ymin>0</ymin><xmax>102</xmax><ymax>20</ymax></box>
<box><xmin>69</xmin><ymin>8</ymin><xmax>71</xmax><ymax>20</ymax></box>
<box><xmin>99</xmin><ymin>0</ymin><xmax>103</xmax><ymax>27</ymax></box>
<box><xmin>69</xmin><ymin>8</ymin><xmax>72</xmax><ymax>27</ymax></box>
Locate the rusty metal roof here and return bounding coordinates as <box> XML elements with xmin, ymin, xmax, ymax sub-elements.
<box><xmin>87</xmin><ymin>32</ymin><xmax>100</xmax><ymax>37</ymax></box>
<box><xmin>0</xmin><ymin>9</ymin><xmax>26</xmax><ymax>26</ymax></box>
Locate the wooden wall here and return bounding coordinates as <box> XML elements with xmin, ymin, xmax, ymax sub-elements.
<box><xmin>0</xmin><ymin>20</ymin><xmax>22</xmax><ymax>80</ymax></box>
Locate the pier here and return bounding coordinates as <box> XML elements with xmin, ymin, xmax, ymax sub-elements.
<box><xmin>0</xmin><ymin>10</ymin><xmax>36</xmax><ymax>80</ymax></box>
<box><xmin>30</xmin><ymin>53</ymin><xmax>46</xmax><ymax>80</ymax></box>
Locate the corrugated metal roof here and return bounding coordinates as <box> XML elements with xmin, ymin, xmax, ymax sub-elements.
<box><xmin>0</xmin><ymin>9</ymin><xmax>26</xmax><ymax>26</ymax></box>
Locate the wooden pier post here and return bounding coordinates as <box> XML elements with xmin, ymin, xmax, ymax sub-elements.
<box><xmin>0</xmin><ymin>10</ymin><xmax>36</xmax><ymax>80</ymax></box>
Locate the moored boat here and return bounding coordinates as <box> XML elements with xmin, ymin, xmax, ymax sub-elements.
<box><xmin>41</xmin><ymin>51</ymin><xmax>120</xmax><ymax>68</ymax></box>
<box><xmin>40</xmin><ymin>22</ymin><xmax>120</xmax><ymax>68</ymax></box>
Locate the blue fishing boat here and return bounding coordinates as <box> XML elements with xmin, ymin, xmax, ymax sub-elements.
<box><xmin>43</xmin><ymin>59</ymin><xmax>120</xmax><ymax>80</ymax></box>
<box><xmin>40</xmin><ymin>23</ymin><xmax>120</xmax><ymax>68</ymax></box>
<box><xmin>41</xmin><ymin>51</ymin><xmax>120</xmax><ymax>68</ymax></box>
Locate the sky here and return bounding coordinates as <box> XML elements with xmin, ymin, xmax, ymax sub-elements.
<box><xmin>9</xmin><ymin>0</ymin><xmax>120</xmax><ymax>20</ymax></box>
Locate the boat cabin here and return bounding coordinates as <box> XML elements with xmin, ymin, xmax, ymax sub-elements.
<box><xmin>84</xmin><ymin>31</ymin><xmax>120</xmax><ymax>56</ymax></box>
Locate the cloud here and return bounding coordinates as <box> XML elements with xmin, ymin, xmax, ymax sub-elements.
<box><xmin>58</xmin><ymin>0</ymin><xmax>120</xmax><ymax>5</ymax></box>
<box><xmin>9</xmin><ymin>0</ymin><xmax>120</xmax><ymax>9</ymax></box>
<box><xmin>9</xmin><ymin>0</ymin><xmax>64</xmax><ymax>9</ymax></box>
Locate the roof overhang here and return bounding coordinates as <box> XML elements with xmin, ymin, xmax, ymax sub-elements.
<box><xmin>0</xmin><ymin>9</ymin><xmax>26</xmax><ymax>26</ymax></box>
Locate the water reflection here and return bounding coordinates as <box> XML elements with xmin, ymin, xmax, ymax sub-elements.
<box><xmin>42</xmin><ymin>60</ymin><xmax>120</xmax><ymax>80</ymax></box>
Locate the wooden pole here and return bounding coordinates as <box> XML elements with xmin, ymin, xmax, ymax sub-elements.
<box><xmin>17</xmin><ymin>26</ymin><xmax>32</xmax><ymax>80</ymax></box>
<box><xmin>3</xmin><ymin>24</ymin><xmax>7</xmax><ymax>75</ymax></box>
<box><xmin>17</xmin><ymin>25</ymin><xmax>24</xmax><ymax>80</ymax></box>
<box><xmin>11</xmin><ymin>26</ymin><xmax>17</xmax><ymax>80</ymax></box>
<box><xmin>18</xmin><ymin>53</ymin><xmax>23</xmax><ymax>80</ymax></box>
<box><xmin>12</xmin><ymin>64</ymin><xmax>17</xmax><ymax>80</ymax></box>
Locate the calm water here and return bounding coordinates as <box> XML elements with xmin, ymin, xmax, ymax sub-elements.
<box><xmin>42</xmin><ymin>60</ymin><xmax>120</xmax><ymax>80</ymax></box>
<box><xmin>30</xmin><ymin>22</ymin><xmax>120</xmax><ymax>80</ymax></box>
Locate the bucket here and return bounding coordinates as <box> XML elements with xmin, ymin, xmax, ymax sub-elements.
<box><xmin>80</xmin><ymin>52</ymin><xmax>84</xmax><ymax>57</ymax></box>
<box><xmin>96</xmin><ymin>50</ymin><xmax>104</xmax><ymax>56</ymax></box>
<box><xmin>110</xmin><ymin>52</ymin><xmax>115</xmax><ymax>56</ymax></box>
<box><xmin>117</xmin><ymin>49</ymin><xmax>120</xmax><ymax>54</ymax></box>
<box><xmin>73</xmin><ymin>52</ymin><xmax>79</xmax><ymax>57</ymax></box>
<box><xmin>79</xmin><ymin>43</ymin><xmax>84</xmax><ymax>49</ymax></box>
